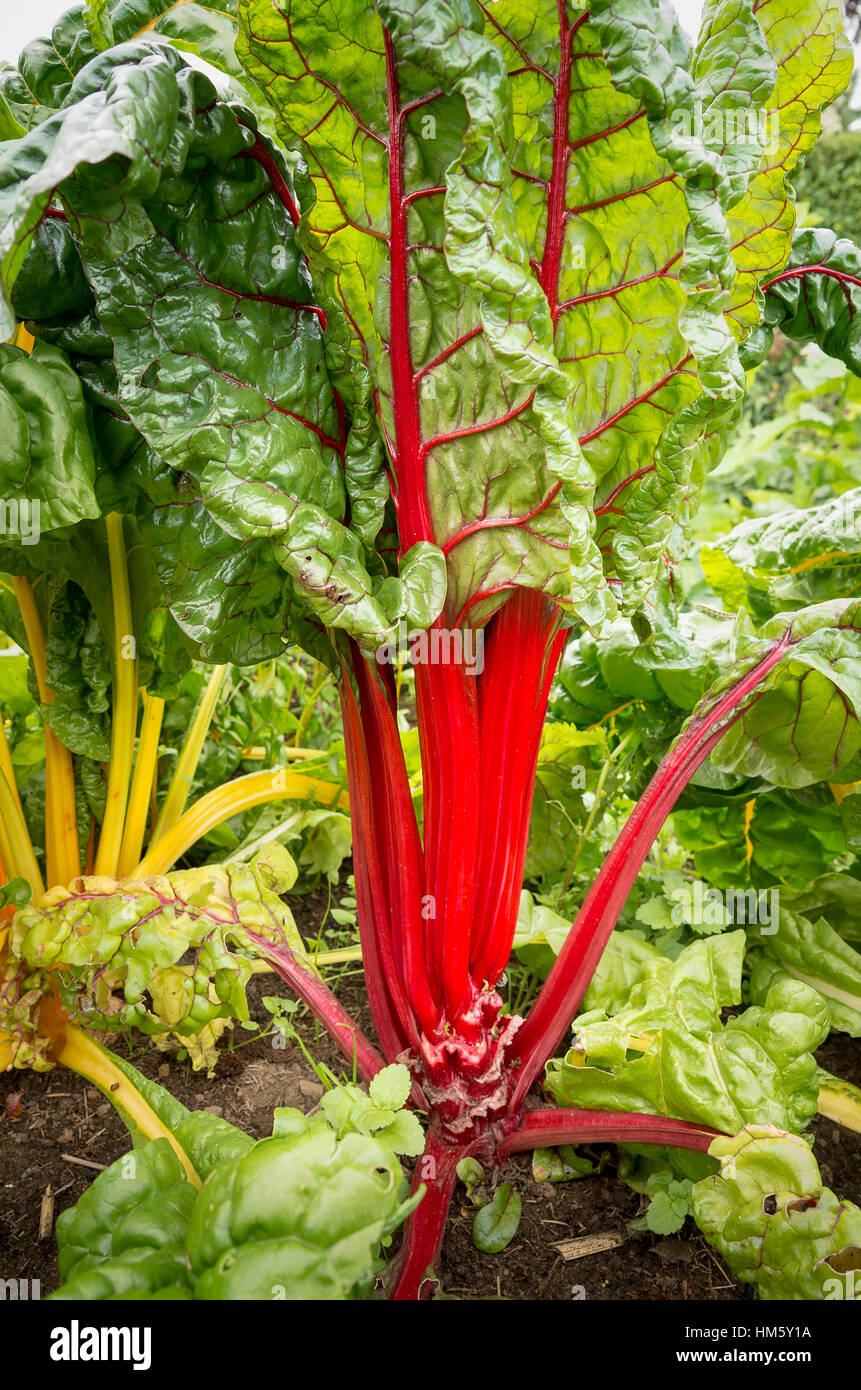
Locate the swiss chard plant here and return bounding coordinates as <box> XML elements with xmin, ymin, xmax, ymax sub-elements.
<box><xmin>2</xmin><ymin>0</ymin><xmax>861</xmax><ymax>1300</ymax></box>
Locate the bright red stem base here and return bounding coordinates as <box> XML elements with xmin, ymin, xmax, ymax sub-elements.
<box><xmin>389</xmin><ymin>1128</ymin><xmax>464</xmax><ymax>1301</ymax></box>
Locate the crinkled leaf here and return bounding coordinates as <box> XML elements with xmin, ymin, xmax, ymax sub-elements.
<box><xmin>10</xmin><ymin>193</ymin><xmax>311</xmax><ymax>670</ymax></box>
<box><xmin>186</xmin><ymin>1128</ymin><xmax>419</xmax><ymax>1299</ymax></box>
<box><xmin>0</xmin><ymin>951</ymin><xmax>54</xmax><ymax>1070</ymax></box>
<box><xmin>545</xmin><ymin>931</ymin><xmax>829</xmax><ymax>1135</ymax></box>
<box><xmin>748</xmin><ymin>879</ymin><xmax>861</xmax><ymax>1037</ymax></box>
<box><xmin>582</xmin><ymin>929</ymin><xmax>668</xmax><ymax>1016</ymax></box>
<box><xmin>554</xmin><ymin>608</ymin><xmax>740</xmax><ymax>723</ymax></box>
<box><xmin>0</xmin><ymin>340</ymin><xmax>99</xmax><ymax>537</ymax></box>
<box><xmin>53</xmin><ymin>1137</ymin><xmax>195</xmax><ymax>1291</ymax></box>
<box><xmin>9</xmin><ymin>845</ymin><xmax>309</xmax><ymax>1038</ymax></box>
<box><xmin>319</xmin><ymin>1069</ymin><xmax>425</xmax><ymax>1157</ymax></box>
<box><xmin>563</xmin><ymin>0</ymin><xmax>766</xmax><ymax>609</ymax></box>
<box><xmin>710</xmin><ymin>600</ymin><xmax>861</xmax><ymax>788</ymax></box>
<box><xmin>532</xmin><ymin>1145</ymin><xmax>597</xmax><ymax>1184</ymax></box>
<box><xmin>0</xmin><ymin>513</ymin><xmax>192</xmax><ymax>758</ymax></box>
<box><xmin>122</xmin><ymin>444</ymin><xmax>334</xmax><ymax>666</ymax></box>
<box><xmin>725</xmin><ymin>0</ymin><xmax>853</xmax><ymax>339</ymax></box>
<box><xmin>772</xmin><ymin>872</ymin><xmax>861</xmax><ymax>943</ymax></box>
<box><xmin>702</xmin><ymin>487</ymin><xmax>861</xmax><ymax>620</ymax></box>
<box><xmin>741</xmin><ymin>227</ymin><xmax>861</xmax><ymax>373</ymax></box>
<box><xmin>692</xmin><ymin>1125</ymin><xmax>861</xmax><ymax>1300</ymax></box>
<box><xmin>0</xmin><ymin>1</ymin><xmax>247</xmax><ymax>133</ymax></box>
<box><xmin>237</xmin><ymin>0</ymin><xmax>607</xmax><ymax>627</ymax></box>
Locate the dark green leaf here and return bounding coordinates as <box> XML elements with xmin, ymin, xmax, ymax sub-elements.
<box><xmin>472</xmin><ymin>1182</ymin><xmax>522</xmax><ymax>1253</ymax></box>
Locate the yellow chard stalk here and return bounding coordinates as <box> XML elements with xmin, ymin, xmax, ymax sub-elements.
<box><xmin>117</xmin><ymin>689</ymin><xmax>165</xmax><ymax>879</ymax></box>
<box><xmin>9</xmin><ymin>576</ymin><xmax>76</xmax><ymax>889</ymax></box>
<box><xmin>148</xmin><ymin>662</ymin><xmax>229</xmax><ymax>849</ymax></box>
<box><xmin>136</xmin><ymin>767</ymin><xmax>349</xmax><ymax>877</ymax></box>
<box><xmin>54</xmin><ymin>1025</ymin><xmax>201</xmax><ymax>1188</ymax></box>
<box><xmin>94</xmin><ymin>514</ymin><xmax>138</xmax><ymax>877</ymax></box>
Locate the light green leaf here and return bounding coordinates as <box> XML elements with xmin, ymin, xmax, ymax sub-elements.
<box><xmin>692</xmin><ymin>1125</ymin><xmax>861</xmax><ymax>1299</ymax></box>
<box><xmin>7</xmin><ymin>845</ymin><xmax>310</xmax><ymax>1040</ymax></box>
<box><xmin>545</xmin><ymin>932</ymin><xmax>829</xmax><ymax>1136</ymax></box>
<box><xmin>186</xmin><ymin>1128</ymin><xmax>419</xmax><ymax>1299</ymax></box>
<box><xmin>456</xmin><ymin>1156</ymin><xmax>485</xmax><ymax>1200</ymax></box>
<box><xmin>712</xmin><ymin>600</ymin><xmax>861</xmax><ymax>788</ymax></box>
<box><xmin>748</xmin><ymin>880</ymin><xmax>861</xmax><ymax>1037</ymax></box>
<box><xmin>83</xmin><ymin>0</ymin><xmax>116</xmax><ymax>53</ymax></box>
<box><xmin>0</xmin><ymin>341</ymin><xmax>100</xmax><ymax>536</ymax></box>
<box><xmin>52</xmin><ymin>1138</ymin><xmax>195</xmax><ymax>1296</ymax></box>
<box><xmin>725</xmin><ymin>0</ymin><xmax>853</xmax><ymax>339</ymax></box>
<box><xmin>369</xmin><ymin>1062</ymin><xmax>412</xmax><ymax>1112</ymax></box>
<box><xmin>582</xmin><ymin>931</ymin><xmax>667</xmax><ymax>1015</ymax></box>
<box><xmin>702</xmin><ymin>486</ymin><xmax>861</xmax><ymax>617</ymax></box>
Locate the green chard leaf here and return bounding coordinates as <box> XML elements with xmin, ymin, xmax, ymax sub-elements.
<box><xmin>702</xmin><ymin>487</ymin><xmax>861</xmax><ymax>619</ymax></box>
<box><xmin>748</xmin><ymin>873</ymin><xmax>861</xmax><ymax>1037</ymax></box>
<box><xmin>544</xmin><ymin>931</ymin><xmax>829</xmax><ymax>1136</ymax></box>
<box><xmin>741</xmin><ymin>226</ymin><xmax>861</xmax><ymax>373</ymax></box>
<box><xmin>5</xmin><ymin>0</ymin><xmax>850</xmax><ymax>672</ymax></box>
<box><xmin>725</xmin><ymin>0</ymin><xmax>853</xmax><ymax>338</ymax></box>
<box><xmin>52</xmin><ymin>1139</ymin><xmax>196</xmax><ymax>1298</ymax></box>
<box><xmin>50</xmin><ymin>1065</ymin><xmax>421</xmax><ymax>1301</ymax></box>
<box><xmin>709</xmin><ymin>599</ymin><xmax>861</xmax><ymax>788</ymax></box>
<box><xmin>1</xmin><ymin>41</ymin><xmax>444</xmax><ymax>656</ymax></box>
<box><xmin>237</xmin><ymin>0</ymin><xmax>607</xmax><ymax>629</ymax></box>
<box><xmin>692</xmin><ymin>1126</ymin><xmax>861</xmax><ymax>1300</ymax></box>
<box><xmin>554</xmin><ymin>608</ymin><xmax>737</xmax><ymax>721</ymax></box>
<box><xmin>673</xmin><ymin>790</ymin><xmax>847</xmax><ymax>891</ymax></box>
<box><xmin>0</xmin><ymin>2</ymin><xmax>250</xmax><ymax>134</ymax></box>
<box><xmin>7</xmin><ymin>845</ymin><xmax>309</xmax><ymax>1043</ymax></box>
<box><xmin>82</xmin><ymin>0</ymin><xmax>116</xmax><ymax>54</ymax></box>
